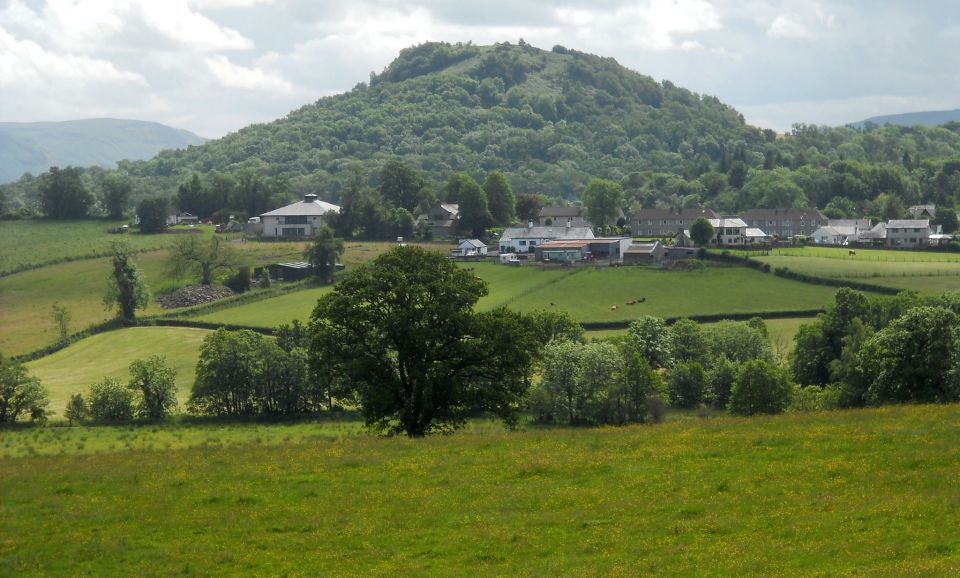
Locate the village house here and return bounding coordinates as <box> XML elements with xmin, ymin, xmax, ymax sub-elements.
<box><xmin>908</xmin><ymin>204</ymin><xmax>936</xmax><ymax>220</ymax></box>
<box><xmin>259</xmin><ymin>194</ymin><xmax>341</xmax><ymax>239</ymax></box>
<box><xmin>538</xmin><ymin>206</ymin><xmax>589</xmax><ymax>227</ymax></box>
<box><xmin>885</xmin><ymin>219</ymin><xmax>933</xmax><ymax>248</ymax></box>
<box><xmin>629</xmin><ymin>207</ymin><xmax>718</xmax><ymax>237</ymax></box>
<box><xmin>416</xmin><ymin>203</ymin><xmax>459</xmax><ymax>238</ymax></box>
<box><xmin>499</xmin><ymin>223</ymin><xmax>595</xmax><ymax>254</ymax></box>
<box><xmin>707</xmin><ymin>217</ymin><xmax>748</xmax><ymax>247</ymax></box>
<box><xmin>741</xmin><ymin>208</ymin><xmax>827</xmax><ymax>239</ymax></box>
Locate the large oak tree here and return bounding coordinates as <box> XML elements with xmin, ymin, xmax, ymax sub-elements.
<box><xmin>309</xmin><ymin>246</ymin><xmax>538</xmax><ymax>436</ymax></box>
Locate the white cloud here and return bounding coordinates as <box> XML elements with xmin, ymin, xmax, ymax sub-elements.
<box><xmin>0</xmin><ymin>26</ymin><xmax>145</xmax><ymax>87</ymax></box>
<box><xmin>138</xmin><ymin>1</ymin><xmax>254</xmax><ymax>51</ymax></box>
<box><xmin>189</xmin><ymin>0</ymin><xmax>275</xmax><ymax>8</ymax></box>
<box><xmin>767</xmin><ymin>15</ymin><xmax>810</xmax><ymax>39</ymax></box>
<box><xmin>555</xmin><ymin>0</ymin><xmax>721</xmax><ymax>51</ymax></box>
<box><xmin>205</xmin><ymin>54</ymin><xmax>293</xmax><ymax>93</ymax></box>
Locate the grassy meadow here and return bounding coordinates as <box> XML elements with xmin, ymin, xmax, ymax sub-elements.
<box><xmin>1</xmin><ymin>405</ymin><xmax>958</xmax><ymax>575</ymax></box>
<box><xmin>184</xmin><ymin>262</ymin><xmax>838</xmax><ymax>331</ymax></box>
<box><xmin>0</xmin><ymin>219</ymin><xmax>214</xmax><ymax>274</ymax></box>
<box><xmin>0</xmin><ymin>241</ymin><xmax>308</xmax><ymax>357</ymax></box>
<box><xmin>740</xmin><ymin>246</ymin><xmax>960</xmax><ymax>293</ymax></box>
<box><xmin>25</xmin><ymin>327</ymin><xmax>212</xmax><ymax>416</ymax></box>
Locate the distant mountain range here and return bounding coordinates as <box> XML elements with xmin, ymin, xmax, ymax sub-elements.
<box><xmin>850</xmin><ymin>109</ymin><xmax>960</xmax><ymax>128</ymax></box>
<box><xmin>0</xmin><ymin>118</ymin><xmax>206</xmax><ymax>183</ymax></box>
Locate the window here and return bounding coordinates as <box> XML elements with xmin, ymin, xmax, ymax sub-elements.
<box><xmin>529</xmin><ymin>241</ymin><xmax>537</xmax><ymax>246</ymax></box>
<box><xmin>282</xmin><ymin>227</ymin><xmax>305</xmax><ymax>237</ymax></box>
<box><xmin>284</xmin><ymin>216</ymin><xmax>309</xmax><ymax>225</ymax></box>
<box><xmin>519</xmin><ymin>240</ymin><xmax>527</xmax><ymax>246</ymax></box>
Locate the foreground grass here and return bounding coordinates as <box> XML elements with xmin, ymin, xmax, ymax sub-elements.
<box><xmin>0</xmin><ymin>405</ymin><xmax>958</xmax><ymax>575</ymax></box>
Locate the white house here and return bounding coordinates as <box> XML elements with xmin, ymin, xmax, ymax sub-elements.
<box><xmin>705</xmin><ymin>217</ymin><xmax>747</xmax><ymax>246</ymax></box>
<box><xmin>499</xmin><ymin>224</ymin><xmax>595</xmax><ymax>253</ymax></box>
<box><xmin>259</xmin><ymin>194</ymin><xmax>341</xmax><ymax>238</ymax></box>
<box><xmin>458</xmin><ymin>239</ymin><xmax>488</xmax><ymax>256</ymax></box>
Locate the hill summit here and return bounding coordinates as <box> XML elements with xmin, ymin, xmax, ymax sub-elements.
<box><xmin>123</xmin><ymin>41</ymin><xmax>765</xmax><ymax>199</ymax></box>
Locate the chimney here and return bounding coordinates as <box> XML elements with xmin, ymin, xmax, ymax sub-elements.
<box><xmin>303</xmin><ymin>193</ymin><xmax>318</xmax><ymax>203</ymax></box>
<box><xmin>528</xmin><ymin>220</ymin><xmax>533</xmax><ymax>230</ymax></box>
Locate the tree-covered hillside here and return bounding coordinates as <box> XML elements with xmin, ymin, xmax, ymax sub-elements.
<box><xmin>5</xmin><ymin>41</ymin><xmax>960</xmax><ymax>223</ymax></box>
<box><xmin>121</xmin><ymin>41</ymin><xmax>762</xmax><ymax>201</ymax></box>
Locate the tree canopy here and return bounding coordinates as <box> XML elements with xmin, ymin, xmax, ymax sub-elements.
<box><xmin>309</xmin><ymin>246</ymin><xmax>538</xmax><ymax>436</ymax></box>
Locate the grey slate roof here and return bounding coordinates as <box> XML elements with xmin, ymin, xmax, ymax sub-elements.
<box><xmin>261</xmin><ymin>195</ymin><xmax>340</xmax><ymax>217</ymax></box>
<box><xmin>500</xmin><ymin>226</ymin><xmax>595</xmax><ymax>241</ymax></box>
<box><xmin>539</xmin><ymin>206</ymin><xmax>582</xmax><ymax>218</ymax></box>
<box><xmin>886</xmin><ymin>219</ymin><xmax>930</xmax><ymax>229</ymax></box>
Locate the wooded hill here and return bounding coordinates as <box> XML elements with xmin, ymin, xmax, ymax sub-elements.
<box><xmin>5</xmin><ymin>41</ymin><xmax>960</xmax><ymax>220</ymax></box>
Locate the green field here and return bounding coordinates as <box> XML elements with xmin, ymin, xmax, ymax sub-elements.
<box><xmin>25</xmin><ymin>327</ymin><xmax>212</xmax><ymax>416</ymax></box>
<box><xmin>740</xmin><ymin>247</ymin><xmax>960</xmax><ymax>293</ymax></box>
<box><xmin>0</xmin><ymin>220</ymin><xmax>217</xmax><ymax>274</ymax></box>
<box><xmin>1</xmin><ymin>405</ymin><xmax>958</xmax><ymax>575</ymax></box>
<box><xmin>0</xmin><ymin>242</ymin><xmax>310</xmax><ymax>357</ymax></box>
<box><xmin>183</xmin><ymin>263</ymin><xmax>838</xmax><ymax>330</ymax></box>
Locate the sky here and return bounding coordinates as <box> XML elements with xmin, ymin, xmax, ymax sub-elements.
<box><xmin>2</xmin><ymin>0</ymin><xmax>959</xmax><ymax>139</ymax></box>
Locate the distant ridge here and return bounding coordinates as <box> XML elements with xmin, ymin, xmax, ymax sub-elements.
<box><xmin>850</xmin><ymin>108</ymin><xmax>960</xmax><ymax>128</ymax></box>
<box><xmin>0</xmin><ymin>118</ymin><xmax>206</xmax><ymax>183</ymax></box>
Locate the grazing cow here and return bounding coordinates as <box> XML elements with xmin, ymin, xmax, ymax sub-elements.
<box><xmin>849</xmin><ymin>250</ymin><xmax>856</xmax><ymax>256</ymax></box>
<box><xmin>626</xmin><ymin>300</ymin><xmax>636</xmax><ymax>305</ymax></box>
<box><xmin>610</xmin><ymin>305</ymin><xmax>618</xmax><ymax>310</ymax></box>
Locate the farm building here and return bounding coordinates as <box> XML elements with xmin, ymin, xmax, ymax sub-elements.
<box><xmin>167</xmin><ymin>212</ymin><xmax>199</xmax><ymax>226</ymax></box>
<box><xmin>457</xmin><ymin>239</ymin><xmax>487</xmax><ymax>256</ymax></box>
<box><xmin>623</xmin><ymin>241</ymin><xmax>665</xmax><ymax>264</ymax></box>
<box><xmin>260</xmin><ymin>194</ymin><xmax>341</xmax><ymax>239</ymax></box>
<box><xmin>534</xmin><ymin>238</ymin><xmax>631</xmax><ymax>263</ymax></box>
<box><xmin>499</xmin><ymin>224</ymin><xmax>594</xmax><ymax>254</ymax></box>
<box><xmin>267</xmin><ymin>261</ymin><xmax>314</xmax><ymax>281</ymax></box>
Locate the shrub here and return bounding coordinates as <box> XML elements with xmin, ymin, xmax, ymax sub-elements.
<box><xmin>0</xmin><ymin>355</ymin><xmax>49</xmax><ymax>425</ymax></box>
<box><xmin>729</xmin><ymin>359</ymin><xmax>793</xmax><ymax>416</ymax></box>
<box><xmin>668</xmin><ymin>361</ymin><xmax>708</xmax><ymax>409</ymax></box>
<box><xmin>64</xmin><ymin>393</ymin><xmax>88</xmax><ymax>425</ymax></box>
<box><xmin>88</xmin><ymin>377</ymin><xmax>135</xmax><ymax>423</ymax></box>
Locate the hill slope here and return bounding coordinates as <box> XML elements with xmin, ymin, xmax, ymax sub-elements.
<box><xmin>851</xmin><ymin>108</ymin><xmax>960</xmax><ymax>128</ymax></box>
<box><xmin>0</xmin><ymin>118</ymin><xmax>206</xmax><ymax>183</ymax></box>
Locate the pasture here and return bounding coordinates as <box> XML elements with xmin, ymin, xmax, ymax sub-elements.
<box><xmin>25</xmin><ymin>327</ymin><xmax>212</xmax><ymax>416</ymax></box>
<box><xmin>182</xmin><ymin>263</ymin><xmax>838</xmax><ymax>330</ymax></box>
<box><xmin>743</xmin><ymin>246</ymin><xmax>960</xmax><ymax>293</ymax></box>
<box><xmin>0</xmin><ymin>242</ymin><xmax>307</xmax><ymax>357</ymax></box>
<box><xmin>1</xmin><ymin>405</ymin><xmax>958</xmax><ymax>575</ymax></box>
<box><xmin>0</xmin><ymin>219</ymin><xmax>215</xmax><ymax>275</ymax></box>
